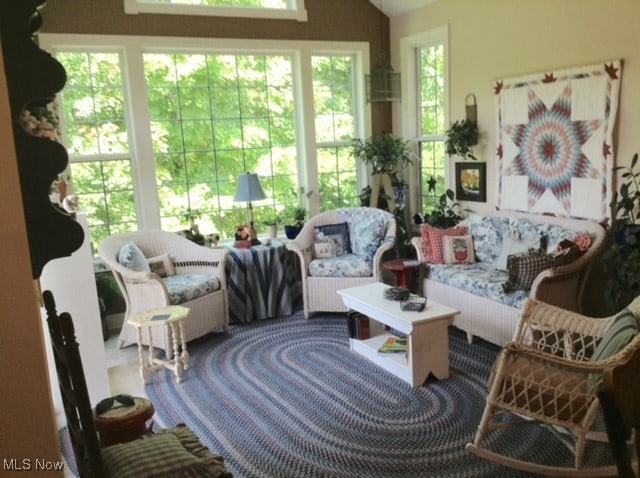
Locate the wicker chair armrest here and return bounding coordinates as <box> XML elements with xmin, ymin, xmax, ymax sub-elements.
<box><xmin>123</xmin><ymin>272</ymin><xmax>171</xmax><ymax>310</ymax></box>
<box><xmin>410</xmin><ymin>236</ymin><xmax>423</xmax><ymax>262</ymax></box>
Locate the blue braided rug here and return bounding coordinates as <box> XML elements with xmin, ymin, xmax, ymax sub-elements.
<box><xmin>141</xmin><ymin>312</ymin><xmax>611</xmax><ymax>478</ymax></box>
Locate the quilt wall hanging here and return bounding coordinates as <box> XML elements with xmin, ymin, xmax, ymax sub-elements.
<box><xmin>494</xmin><ymin>60</ymin><xmax>621</xmax><ymax>222</ymax></box>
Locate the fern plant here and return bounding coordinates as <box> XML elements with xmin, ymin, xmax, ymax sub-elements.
<box><xmin>445</xmin><ymin>120</ymin><xmax>479</xmax><ymax>160</ymax></box>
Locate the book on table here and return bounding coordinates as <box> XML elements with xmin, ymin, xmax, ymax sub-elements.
<box><xmin>378</xmin><ymin>336</ymin><xmax>408</xmax><ymax>354</ymax></box>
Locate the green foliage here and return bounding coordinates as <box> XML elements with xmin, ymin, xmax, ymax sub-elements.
<box><xmin>445</xmin><ymin>120</ymin><xmax>479</xmax><ymax>160</ymax></box>
<box><xmin>424</xmin><ymin>189</ymin><xmax>465</xmax><ymax>228</ymax></box>
<box><xmin>350</xmin><ymin>133</ymin><xmax>416</xmax><ymax>174</ymax></box>
<box><xmin>603</xmin><ymin>152</ymin><xmax>640</xmax><ymax>311</ymax></box>
<box><xmin>284</xmin><ymin>206</ymin><xmax>306</xmax><ymax>227</ymax></box>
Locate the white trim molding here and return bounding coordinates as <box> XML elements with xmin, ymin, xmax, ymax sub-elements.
<box><xmin>124</xmin><ymin>0</ymin><xmax>308</xmax><ymax>22</ymax></box>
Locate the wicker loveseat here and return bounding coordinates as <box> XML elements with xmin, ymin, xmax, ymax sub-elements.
<box><xmin>410</xmin><ymin>211</ymin><xmax>606</xmax><ymax>346</ymax></box>
<box><xmin>287</xmin><ymin>207</ymin><xmax>396</xmax><ymax>319</ymax></box>
<box><xmin>99</xmin><ymin>231</ymin><xmax>229</xmax><ymax>358</ymax></box>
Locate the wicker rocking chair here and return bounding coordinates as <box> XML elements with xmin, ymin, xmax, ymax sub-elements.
<box><xmin>467</xmin><ymin>297</ymin><xmax>640</xmax><ymax>477</ymax></box>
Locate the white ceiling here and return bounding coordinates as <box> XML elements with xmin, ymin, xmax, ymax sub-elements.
<box><xmin>370</xmin><ymin>0</ymin><xmax>437</xmax><ymax>17</ymax></box>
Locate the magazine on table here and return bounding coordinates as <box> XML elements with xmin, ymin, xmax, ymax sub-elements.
<box><xmin>378</xmin><ymin>336</ymin><xmax>408</xmax><ymax>354</ymax></box>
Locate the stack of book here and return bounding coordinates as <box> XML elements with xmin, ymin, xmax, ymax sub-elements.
<box><xmin>347</xmin><ymin>310</ymin><xmax>370</xmax><ymax>339</ymax></box>
<box><xmin>378</xmin><ymin>336</ymin><xmax>408</xmax><ymax>354</ymax></box>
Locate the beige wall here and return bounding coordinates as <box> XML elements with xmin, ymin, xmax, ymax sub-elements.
<box><xmin>391</xmin><ymin>0</ymin><xmax>639</xmax><ymax>215</ymax></box>
<box><xmin>0</xmin><ymin>48</ymin><xmax>63</xmax><ymax>476</ymax></box>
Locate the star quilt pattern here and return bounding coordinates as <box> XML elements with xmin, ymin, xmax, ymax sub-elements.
<box><xmin>495</xmin><ymin>60</ymin><xmax>621</xmax><ymax>221</ymax></box>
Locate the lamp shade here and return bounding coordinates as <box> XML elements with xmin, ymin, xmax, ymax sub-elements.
<box><xmin>234</xmin><ymin>172</ymin><xmax>267</xmax><ymax>202</ymax></box>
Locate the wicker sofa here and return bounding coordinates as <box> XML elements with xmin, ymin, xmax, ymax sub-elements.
<box><xmin>410</xmin><ymin>211</ymin><xmax>606</xmax><ymax>346</ymax></box>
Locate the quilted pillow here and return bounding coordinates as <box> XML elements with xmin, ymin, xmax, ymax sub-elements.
<box><xmin>502</xmin><ymin>247</ymin><xmax>580</xmax><ymax>293</ymax></box>
<box><xmin>102</xmin><ymin>431</ymin><xmax>208</xmax><ymax>478</ymax></box>
<box><xmin>315</xmin><ymin>223</ymin><xmax>351</xmax><ymax>256</ymax></box>
<box><xmin>118</xmin><ymin>242</ymin><xmax>150</xmax><ymax>273</ymax></box>
<box><xmin>443</xmin><ymin>234</ymin><xmax>475</xmax><ymax>264</ymax></box>
<box><xmin>421</xmin><ymin>224</ymin><xmax>469</xmax><ymax>264</ymax></box>
<box><xmin>352</xmin><ymin>215</ymin><xmax>386</xmax><ymax>261</ymax></box>
<box><xmin>147</xmin><ymin>253</ymin><xmax>176</xmax><ymax>278</ymax></box>
<box><xmin>591</xmin><ymin>309</ymin><xmax>640</xmax><ymax>362</ymax></box>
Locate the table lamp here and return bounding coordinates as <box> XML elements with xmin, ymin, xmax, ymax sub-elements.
<box><xmin>234</xmin><ymin>172</ymin><xmax>266</xmax><ymax>245</ymax></box>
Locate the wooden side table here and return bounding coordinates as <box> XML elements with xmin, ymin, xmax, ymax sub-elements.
<box><xmin>383</xmin><ymin>259</ymin><xmax>422</xmax><ymax>289</ymax></box>
<box><xmin>94</xmin><ymin>396</ymin><xmax>155</xmax><ymax>447</ymax></box>
<box><xmin>127</xmin><ymin>305</ymin><xmax>190</xmax><ymax>384</ymax></box>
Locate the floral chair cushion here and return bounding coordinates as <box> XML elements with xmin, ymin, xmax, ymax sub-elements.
<box><xmin>164</xmin><ymin>274</ymin><xmax>221</xmax><ymax>305</ymax></box>
<box><xmin>351</xmin><ymin>215</ymin><xmax>387</xmax><ymax>261</ymax></box>
<box><xmin>308</xmin><ymin>254</ymin><xmax>373</xmax><ymax>278</ymax></box>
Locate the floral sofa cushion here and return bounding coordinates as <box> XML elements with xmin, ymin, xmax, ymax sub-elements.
<box><xmin>308</xmin><ymin>254</ymin><xmax>373</xmax><ymax>278</ymax></box>
<box><xmin>164</xmin><ymin>274</ymin><xmax>221</xmax><ymax>305</ymax></box>
<box><xmin>428</xmin><ymin>262</ymin><xmax>530</xmax><ymax>309</ymax></box>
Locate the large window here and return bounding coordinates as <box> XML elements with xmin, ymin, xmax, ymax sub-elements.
<box><xmin>312</xmin><ymin>55</ymin><xmax>359</xmax><ymax>210</ymax></box>
<box><xmin>401</xmin><ymin>27</ymin><xmax>449</xmax><ymax>214</ymax></box>
<box><xmin>46</xmin><ymin>35</ymin><xmax>368</xmax><ymax>251</ymax></box>
<box><xmin>57</xmin><ymin>51</ymin><xmax>137</xmax><ymax>249</ymax></box>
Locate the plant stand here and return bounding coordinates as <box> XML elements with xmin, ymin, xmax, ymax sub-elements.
<box><xmin>369</xmin><ymin>173</ymin><xmax>397</xmax><ymax>211</ymax></box>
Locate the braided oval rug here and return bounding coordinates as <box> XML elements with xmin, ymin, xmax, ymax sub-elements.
<box><xmin>143</xmin><ymin>312</ymin><xmax>612</xmax><ymax>478</ymax></box>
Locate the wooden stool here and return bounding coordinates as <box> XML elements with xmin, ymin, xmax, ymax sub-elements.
<box><xmin>127</xmin><ymin>305</ymin><xmax>190</xmax><ymax>384</ymax></box>
<box><xmin>93</xmin><ymin>396</ymin><xmax>155</xmax><ymax>447</ymax></box>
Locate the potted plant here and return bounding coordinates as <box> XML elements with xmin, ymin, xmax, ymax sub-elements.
<box><xmin>350</xmin><ymin>133</ymin><xmax>416</xmax><ymax>175</ymax></box>
<box><xmin>603</xmin><ymin>152</ymin><xmax>640</xmax><ymax>311</ymax></box>
<box><xmin>284</xmin><ymin>207</ymin><xmax>306</xmax><ymax>239</ymax></box>
<box><xmin>445</xmin><ymin>120</ymin><xmax>479</xmax><ymax>160</ymax></box>
<box><xmin>424</xmin><ymin>189</ymin><xmax>466</xmax><ymax>228</ymax></box>
<box><xmin>263</xmin><ymin>214</ymin><xmax>282</xmax><ymax>239</ymax></box>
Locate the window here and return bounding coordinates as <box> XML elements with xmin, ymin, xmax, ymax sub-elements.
<box><xmin>401</xmin><ymin>26</ymin><xmax>449</xmax><ymax>214</ymax></box>
<box><xmin>124</xmin><ymin>0</ymin><xmax>308</xmax><ymax>21</ymax></box>
<box><xmin>56</xmin><ymin>51</ymin><xmax>137</xmax><ymax>251</ymax></box>
<box><xmin>44</xmin><ymin>35</ymin><xmax>369</xmax><ymax>251</ymax></box>
<box><xmin>144</xmin><ymin>52</ymin><xmax>299</xmax><ymax>234</ymax></box>
<box><xmin>312</xmin><ymin>55</ymin><xmax>359</xmax><ymax>210</ymax></box>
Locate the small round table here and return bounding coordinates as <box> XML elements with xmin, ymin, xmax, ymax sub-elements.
<box><xmin>94</xmin><ymin>396</ymin><xmax>155</xmax><ymax>447</ymax></box>
<box><xmin>127</xmin><ymin>305</ymin><xmax>190</xmax><ymax>384</ymax></box>
<box><xmin>383</xmin><ymin>259</ymin><xmax>422</xmax><ymax>289</ymax></box>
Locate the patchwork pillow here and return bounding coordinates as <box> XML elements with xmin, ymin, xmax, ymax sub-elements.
<box><xmin>147</xmin><ymin>253</ymin><xmax>176</xmax><ymax>278</ymax></box>
<box><xmin>315</xmin><ymin>223</ymin><xmax>350</xmax><ymax>256</ymax></box>
<box><xmin>591</xmin><ymin>309</ymin><xmax>640</xmax><ymax>362</ymax></box>
<box><xmin>502</xmin><ymin>247</ymin><xmax>580</xmax><ymax>293</ymax></box>
<box><xmin>494</xmin><ymin>232</ymin><xmax>545</xmax><ymax>270</ymax></box>
<box><xmin>351</xmin><ymin>216</ymin><xmax>387</xmax><ymax>261</ymax></box>
<box><xmin>102</xmin><ymin>431</ymin><xmax>208</xmax><ymax>478</ymax></box>
<box><xmin>313</xmin><ymin>240</ymin><xmax>336</xmax><ymax>259</ymax></box>
<box><xmin>421</xmin><ymin>224</ymin><xmax>469</xmax><ymax>264</ymax></box>
<box><xmin>118</xmin><ymin>242</ymin><xmax>150</xmax><ymax>273</ymax></box>
<box><xmin>443</xmin><ymin>234</ymin><xmax>476</xmax><ymax>264</ymax></box>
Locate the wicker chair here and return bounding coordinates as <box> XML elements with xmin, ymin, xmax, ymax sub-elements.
<box><xmin>99</xmin><ymin>231</ymin><xmax>229</xmax><ymax>358</ymax></box>
<box><xmin>467</xmin><ymin>297</ymin><xmax>640</xmax><ymax>476</ymax></box>
<box><xmin>286</xmin><ymin>207</ymin><xmax>396</xmax><ymax>319</ymax></box>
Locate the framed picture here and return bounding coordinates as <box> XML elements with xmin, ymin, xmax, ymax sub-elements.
<box><xmin>455</xmin><ymin>162</ymin><xmax>486</xmax><ymax>202</ymax></box>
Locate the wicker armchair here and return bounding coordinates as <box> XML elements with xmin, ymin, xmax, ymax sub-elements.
<box><xmin>286</xmin><ymin>207</ymin><xmax>396</xmax><ymax>319</ymax></box>
<box><xmin>467</xmin><ymin>297</ymin><xmax>640</xmax><ymax>476</ymax></box>
<box><xmin>99</xmin><ymin>231</ymin><xmax>229</xmax><ymax>358</ymax></box>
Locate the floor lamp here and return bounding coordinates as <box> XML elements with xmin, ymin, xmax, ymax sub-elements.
<box><xmin>234</xmin><ymin>172</ymin><xmax>266</xmax><ymax>246</ymax></box>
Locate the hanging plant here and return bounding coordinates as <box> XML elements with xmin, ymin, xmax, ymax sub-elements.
<box><xmin>445</xmin><ymin>120</ymin><xmax>479</xmax><ymax>160</ymax></box>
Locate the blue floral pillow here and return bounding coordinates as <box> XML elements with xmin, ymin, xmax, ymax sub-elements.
<box><xmin>118</xmin><ymin>241</ymin><xmax>150</xmax><ymax>272</ymax></box>
<box><xmin>352</xmin><ymin>216</ymin><xmax>386</xmax><ymax>261</ymax></box>
<box><xmin>469</xmin><ymin>214</ymin><xmax>509</xmax><ymax>263</ymax></box>
<box><xmin>315</xmin><ymin>223</ymin><xmax>351</xmax><ymax>256</ymax></box>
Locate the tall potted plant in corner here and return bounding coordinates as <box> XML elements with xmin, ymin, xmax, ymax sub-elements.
<box><xmin>603</xmin><ymin>152</ymin><xmax>640</xmax><ymax>312</ymax></box>
<box><xmin>445</xmin><ymin>119</ymin><xmax>479</xmax><ymax>160</ymax></box>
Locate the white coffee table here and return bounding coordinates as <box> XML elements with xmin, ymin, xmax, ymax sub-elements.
<box><xmin>337</xmin><ymin>282</ymin><xmax>459</xmax><ymax>387</ymax></box>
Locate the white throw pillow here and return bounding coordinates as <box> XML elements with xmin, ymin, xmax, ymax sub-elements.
<box><xmin>494</xmin><ymin>232</ymin><xmax>542</xmax><ymax>270</ymax></box>
<box><xmin>147</xmin><ymin>253</ymin><xmax>176</xmax><ymax>277</ymax></box>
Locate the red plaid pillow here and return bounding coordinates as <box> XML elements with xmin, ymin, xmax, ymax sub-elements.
<box><xmin>421</xmin><ymin>224</ymin><xmax>469</xmax><ymax>264</ymax></box>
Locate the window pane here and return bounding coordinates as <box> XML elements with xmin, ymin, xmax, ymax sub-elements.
<box><xmin>56</xmin><ymin>50</ymin><xmax>137</xmax><ymax>252</ymax></box>
<box><xmin>417</xmin><ymin>43</ymin><xmax>447</xmax><ymax>212</ymax></box>
<box><xmin>312</xmin><ymin>55</ymin><xmax>357</xmax><ymax>209</ymax></box>
<box><xmin>145</xmin><ymin>52</ymin><xmax>298</xmax><ymax>235</ymax></box>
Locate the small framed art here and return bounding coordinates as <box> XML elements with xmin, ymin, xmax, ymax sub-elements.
<box><xmin>455</xmin><ymin>162</ymin><xmax>486</xmax><ymax>202</ymax></box>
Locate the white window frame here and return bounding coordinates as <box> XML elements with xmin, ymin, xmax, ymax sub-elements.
<box><xmin>39</xmin><ymin>33</ymin><xmax>369</xmax><ymax>230</ymax></box>
<box><xmin>400</xmin><ymin>25</ymin><xmax>449</xmax><ymax>215</ymax></box>
<box><xmin>124</xmin><ymin>0</ymin><xmax>308</xmax><ymax>22</ymax></box>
